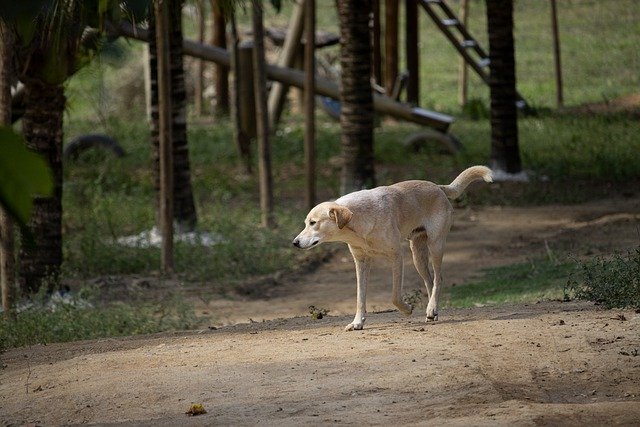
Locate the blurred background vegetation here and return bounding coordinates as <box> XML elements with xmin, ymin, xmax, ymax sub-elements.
<box><xmin>1</xmin><ymin>0</ymin><xmax>639</xmax><ymax>348</ymax></box>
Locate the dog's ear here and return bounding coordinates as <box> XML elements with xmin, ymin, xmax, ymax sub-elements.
<box><xmin>328</xmin><ymin>205</ymin><xmax>353</xmax><ymax>229</ymax></box>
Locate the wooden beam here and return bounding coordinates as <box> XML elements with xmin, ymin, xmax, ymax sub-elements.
<box><xmin>115</xmin><ymin>22</ymin><xmax>453</xmax><ymax>131</ymax></box>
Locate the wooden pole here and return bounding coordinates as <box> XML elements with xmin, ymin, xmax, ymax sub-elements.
<box><xmin>252</xmin><ymin>0</ymin><xmax>274</xmax><ymax>228</ymax></box>
<box><xmin>154</xmin><ymin>0</ymin><xmax>174</xmax><ymax>273</ymax></box>
<box><xmin>384</xmin><ymin>0</ymin><xmax>399</xmax><ymax>96</ymax></box>
<box><xmin>457</xmin><ymin>0</ymin><xmax>470</xmax><ymax>107</ymax></box>
<box><xmin>0</xmin><ymin>21</ymin><xmax>15</xmax><ymax>317</ymax></box>
<box><xmin>211</xmin><ymin>0</ymin><xmax>229</xmax><ymax>115</ymax></box>
<box><xmin>267</xmin><ymin>0</ymin><xmax>306</xmax><ymax>130</ymax></box>
<box><xmin>550</xmin><ymin>0</ymin><xmax>563</xmax><ymax>108</ymax></box>
<box><xmin>405</xmin><ymin>0</ymin><xmax>419</xmax><ymax>105</ymax></box>
<box><xmin>372</xmin><ymin>0</ymin><xmax>382</xmax><ymax>86</ymax></box>
<box><xmin>304</xmin><ymin>0</ymin><xmax>316</xmax><ymax>210</ymax></box>
<box><xmin>194</xmin><ymin>0</ymin><xmax>205</xmax><ymax>116</ymax></box>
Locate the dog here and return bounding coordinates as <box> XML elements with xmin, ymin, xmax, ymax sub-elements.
<box><xmin>293</xmin><ymin>166</ymin><xmax>492</xmax><ymax>331</ymax></box>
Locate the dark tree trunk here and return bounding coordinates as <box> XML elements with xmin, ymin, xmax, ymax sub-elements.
<box><xmin>1</xmin><ymin>21</ymin><xmax>16</xmax><ymax>312</ymax></box>
<box><xmin>337</xmin><ymin>0</ymin><xmax>376</xmax><ymax>194</ymax></box>
<box><xmin>486</xmin><ymin>0</ymin><xmax>521</xmax><ymax>174</ymax></box>
<box><xmin>19</xmin><ymin>81</ymin><xmax>65</xmax><ymax>294</ymax></box>
<box><xmin>149</xmin><ymin>0</ymin><xmax>198</xmax><ymax>232</ymax></box>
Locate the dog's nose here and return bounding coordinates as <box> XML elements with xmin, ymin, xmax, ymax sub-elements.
<box><xmin>292</xmin><ymin>239</ymin><xmax>301</xmax><ymax>248</ymax></box>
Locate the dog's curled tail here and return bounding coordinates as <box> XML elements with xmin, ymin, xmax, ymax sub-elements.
<box><xmin>439</xmin><ymin>166</ymin><xmax>493</xmax><ymax>199</ymax></box>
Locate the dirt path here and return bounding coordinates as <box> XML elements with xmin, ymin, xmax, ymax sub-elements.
<box><xmin>1</xmin><ymin>196</ymin><xmax>639</xmax><ymax>426</ymax></box>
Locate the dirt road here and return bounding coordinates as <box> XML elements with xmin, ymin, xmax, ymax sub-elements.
<box><xmin>1</xmin><ymin>196</ymin><xmax>639</xmax><ymax>425</ymax></box>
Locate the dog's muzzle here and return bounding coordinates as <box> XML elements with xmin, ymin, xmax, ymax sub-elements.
<box><xmin>292</xmin><ymin>238</ymin><xmax>318</xmax><ymax>249</ymax></box>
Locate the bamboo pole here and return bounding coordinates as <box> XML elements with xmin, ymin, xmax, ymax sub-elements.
<box><xmin>550</xmin><ymin>0</ymin><xmax>564</xmax><ymax>108</ymax></box>
<box><xmin>457</xmin><ymin>0</ymin><xmax>470</xmax><ymax>107</ymax></box>
<box><xmin>304</xmin><ymin>0</ymin><xmax>316</xmax><ymax>210</ymax></box>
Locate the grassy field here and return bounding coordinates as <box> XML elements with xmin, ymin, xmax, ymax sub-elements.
<box><xmin>1</xmin><ymin>0</ymin><xmax>638</xmax><ymax>349</ymax></box>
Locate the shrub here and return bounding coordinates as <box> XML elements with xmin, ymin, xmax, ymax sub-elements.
<box><xmin>565</xmin><ymin>247</ymin><xmax>640</xmax><ymax>309</ymax></box>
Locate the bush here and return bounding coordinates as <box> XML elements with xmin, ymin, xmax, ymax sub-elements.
<box><xmin>565</xmin><ymin>248</ymin><xmax>640</xmax><ymax>309</ymax></box>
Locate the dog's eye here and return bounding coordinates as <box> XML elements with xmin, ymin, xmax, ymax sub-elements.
<box><xmin>309</xmin><ymin>220</ymin><xmax>316</xmax><ymax>226</ymax></box>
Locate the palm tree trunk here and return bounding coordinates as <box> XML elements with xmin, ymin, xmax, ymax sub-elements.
<box><xmin>486</xmin><ymin>0</ymin><xmax>521</xmax><ymax>174</ymax></box>
<box><xmin>0</xmin><ymin>21</ymin><xmax>15</xmax><ymax>313</ymax></box>
<box><xmin>337</xmin><ymin>0</ymin><xmax>375</xmax><ymax>194</ymax></box>
<box><xmin>149</xmin><ymin>0</ymin><xmax>198</xmax><ymax>232</ymax></box>
<box><xmin>19</xmin><ymin>80</ymin><xmax>65</xmax><ymax>294</ymax></box>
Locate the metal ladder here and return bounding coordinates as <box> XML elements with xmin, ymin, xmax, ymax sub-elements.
<box><xmin>419</xmin><ymin>0</ymin><xmax>528</xmax><ymax>110</ymax></box>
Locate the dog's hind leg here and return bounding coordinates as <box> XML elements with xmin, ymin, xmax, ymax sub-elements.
<box><xmin>391</xmin><ymin>251</ymin><xmax>413</xmax><ymax>316</ymax></box>
<box><xmin>345</xmin><ymin>247</ymin><xmax>371</xmax><ymax>331</ymax></box>
<box><xmin>425</xmin><ymin>236</ymin><xmax>446</xmax><ymax>322</ymax></box>
<box><xmin>409</xmin><ymin>233</ymin><xmax>433</xmax><ymax>301</ymax></box>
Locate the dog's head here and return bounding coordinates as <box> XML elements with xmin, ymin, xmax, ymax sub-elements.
<box><xmin>292</xmin><ymin>202</ymin><xmax>353</xmax><ymax>249</ymax></box>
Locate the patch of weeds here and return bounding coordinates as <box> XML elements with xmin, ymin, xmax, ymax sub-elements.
<box><xmin>403</xmin><ymin>289</ymin><xmax>426</xmax><ymax>310</ymax></box>
<box><xmin>308</xmin><ymin>305</ymin><xmax>329</xmax><ymax>320</ymax></box>
<box><xmin>564</xmin><ymin>247</ymin><xmax>640</xmax><ymax>309</ymax></box>
<box><xmin>0</xmin><ymin>287</ymin><xmax>201</xmax><ymax>351</ymax></box>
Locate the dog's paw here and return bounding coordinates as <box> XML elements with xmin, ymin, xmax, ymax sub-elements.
<box><xmin>345</xmin><ymin>322</ymin><xmax>364</xmax><ymax>331</ymax></box>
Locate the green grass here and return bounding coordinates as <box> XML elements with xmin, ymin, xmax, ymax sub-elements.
<box><xmin>442</xmin><ymin>258</ymin><xmax>576</xmax><ymax>309</ymax></box>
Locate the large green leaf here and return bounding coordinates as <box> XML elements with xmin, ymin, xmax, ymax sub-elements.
<box><xmin>0</xmin><ymin>127</ymin><xmax>53</xmax><ymax>228</ymax></box>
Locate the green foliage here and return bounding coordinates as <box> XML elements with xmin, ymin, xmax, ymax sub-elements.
<box><xmin>0</xmin><ymin>287</ymin><xmax>200</xmax><ymax>350</ymax></box>
<box><xmin>564</xmin><ymin>248</ymin><xmax>640</xmax><ymax>309</ymax></box>
<box><xmin>0</xmin><ymin>127</ymin><xmax>53</xmax><ymax>229</ymax></box>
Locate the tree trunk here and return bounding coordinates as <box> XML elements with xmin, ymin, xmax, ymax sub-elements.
<box><xmin>337</xmin><ymin>0</ymin><xmax>376</xmax><ymax>194</ymax></box>
<box><xmin>0</xmin><ymin>21</ymin><xmax>15</xmax><ymax>313</ymax></box>
<box><xmin>486</xmin><ymin>0</ymin><xmax>521</xmax><ymax>174</ymax></box>
<box><xmin>211</xmin><ymin>0</ymin><xmax>229</xmax><ymax>116</ymax></box>
<box><xmin>251</xmin><ymin>0</ymin><xmax>275</xmax><ymax>228</ymax></box>
<box><xmin>19</xmin><ymin>81</ymin><xmax>65</xmax><ymax>294</ymax></box>
<box><xmin>149</xmin><ymin>0</ymin><xmax>198</xmax><ymax>232</ymax></box>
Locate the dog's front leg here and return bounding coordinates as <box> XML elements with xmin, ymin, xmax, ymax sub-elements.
<box><xmin>345</xmin><ymin>248</ymin><xmax>370</xmax><ymax>331</ymax></box>
<box><xmin>391</xmin><ymin>252</ymin><xmax>413</xmax><ymax>316</ymax></box>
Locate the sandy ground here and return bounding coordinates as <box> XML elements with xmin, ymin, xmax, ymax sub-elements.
<box><xmin>1</xmin><ymin>195</ymin><xmax>640</xmax><ymax>426</ymax></box>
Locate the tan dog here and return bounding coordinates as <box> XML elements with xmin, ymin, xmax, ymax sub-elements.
<box><xmin>293</xmin><ymin>166</ymin><xmax>492</xmax><ymax>331</ymax></box>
